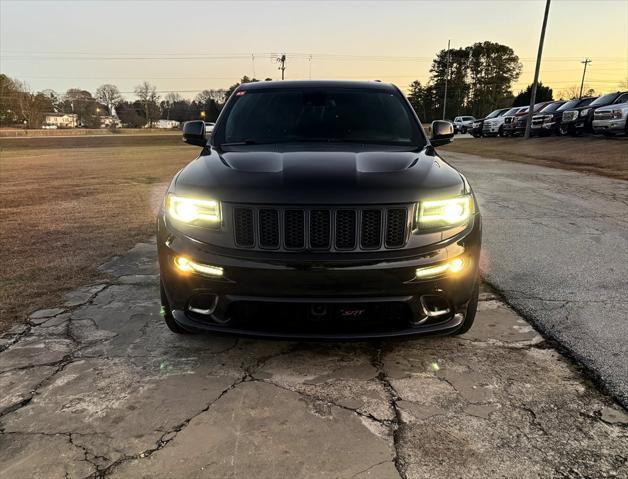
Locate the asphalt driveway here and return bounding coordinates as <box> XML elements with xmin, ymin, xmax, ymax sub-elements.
<box><xmin>442</xmin><ymin>149</ymin><xmax>628</xmax><ymax>407</ymax></box>
<box><xmin>1</xmin><ymin>241</ymin><xmax>626</xmax><ymax>478</ymax></box>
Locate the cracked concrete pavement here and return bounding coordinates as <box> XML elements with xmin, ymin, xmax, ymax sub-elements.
<box><xmin>1</xmin><ymin>240</ymin><xmax>627</xmax><ymax>478</ymax></box>
<box><xmin>443</xmin><ymin>150</ymin><xmax>628</xmax><ymax>408</ymax></box>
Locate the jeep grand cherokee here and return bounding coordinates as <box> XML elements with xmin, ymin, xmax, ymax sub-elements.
<box><xmin>158</xmin><ymin>80</ymin><xmax>481</xmax><ymax>339</ymax></box>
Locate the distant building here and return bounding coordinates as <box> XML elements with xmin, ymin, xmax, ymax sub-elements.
<box><xmin>43</xmin><ymin>113</ymin><xmax>78</xmax><ymax>128</ymax></box>
<box><xmin>154</xmin><ymin>119</ymin><xmax>180</xmax><ymax>129</ymax></box>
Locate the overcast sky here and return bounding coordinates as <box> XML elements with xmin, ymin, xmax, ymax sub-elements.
<box><xmin>1</xmin><ymin>0</ymin><xmax>626</xmax><ymax>98</ymax></box>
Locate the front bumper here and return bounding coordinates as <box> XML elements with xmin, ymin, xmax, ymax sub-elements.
<box><xmin>158</xmin><ymin>214</ymin><xmax>481</xmax><ymax>339</ymax></box>
<box><xmin>592</xmin><ymin>118</ymin><xmax>626</xmax><ymax>133</ymax></box>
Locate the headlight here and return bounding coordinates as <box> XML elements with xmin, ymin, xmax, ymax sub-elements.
<box><xmin>612</xmin><ymin>109</ymin><xmax>623</xmax><ymax>119</ymax></box>
<box><xmin>417</xmin><ymin>195</ymin><xmax>473</xmax><ymax>230</ymax></box>
<box><xmin>167</xmin><ymin>194</ymin><xmax>221</xmax><ymax>225</ymax></box>
<box><xmin>580</xmin><ymin>108</ymin><xmax>590</xmax><ymax>117</ymax></box>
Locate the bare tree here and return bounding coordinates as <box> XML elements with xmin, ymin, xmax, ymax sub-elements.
<box><xmin>13</xmin><ymin>80</ymin><xmax>54</xmax><ymax>128</ymax></box>
<box><xmin>163</xmin><ymin>92</ymin><xmax>183</xmax><ymax>120</ymax></box>
<box><xmin>134</xmin><ymin>81</ymin><xmax>160</xmax><ymax>127</ymax></box>
<box><xmin>557</xmin><ymin>85</ymin><xmax>597</xmax><ymax>100</ymax></box>
<box><xmin>95</xmin><ymin>84</ymin><xmax>123</xmax><ymax>116</ymax></box>
<box><xmin>195</xmin><ymin>89</ymin><xmax>227</xmax><ymax>105</ymax></box>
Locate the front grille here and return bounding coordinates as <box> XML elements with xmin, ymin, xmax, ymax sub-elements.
<box><xmin>232</xmin><ymin>205</ymin><xmax>410</xmax><ymax>252</ymax></box>
<box><xmin>594</xmin><ymin>111</ymin><xmax>612</xmax><ymax>120</ymax></box>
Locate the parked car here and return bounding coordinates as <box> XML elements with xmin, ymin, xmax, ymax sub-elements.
<box><xmin>453</xmin><ymin>116</ymin><xmax>476</xmax><ymax>134</ymax></box>
<box><xmin>561</xmin><ymin>91</ymin><xmax>628</xmax><ymax>135</ymax></box>
<box><xmin>529</xmin><ymin>101</ymin><xmax>565</xmax><ymax>136</ymax></box>
<box><xmin>592</xmin><ymin>100</ymin><xmax>628</xmax><ymax>136</ymax></box>
<box><xmin>158</xmin><ymin>80</ymin><xmax>481</xmax><ymax>339</ymax></box>
<box><xmin>511</xmin><ymin>101</ymin><xmax>554</xmax><ymax>135</ymax></box>
<box><xmin>470</xmin><ymin>108</ymin><xmax>510</xmax><ymax>138</ymax></box>
<box><xmin>501</xmin><ymin>107</ymin><xmax>530</xmax><ymax>136</ymax></box>
<box><xmin>530</xmin><ymin>98</ymin><xmax>593</xmax><ymax>136</ymax></box>
<box><xmin>483</xmin><ymin>107</ymin><xmax>526</xmax><ymax>137</ymax></box>
<box><xmin>204</xmin><ymin>122</ymin><xmax>216</xmax><ymax>133</ymax></box>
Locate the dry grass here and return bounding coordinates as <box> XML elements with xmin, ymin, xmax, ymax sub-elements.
<box><xmin>0</xmin><ymin>134</ymin><xmax>193</xmax><ymax>331</ymax></box>
<box><xmin>441</xmin><ymin>136</ymin><xmax>628</xmax><ymax>181</ymax></box>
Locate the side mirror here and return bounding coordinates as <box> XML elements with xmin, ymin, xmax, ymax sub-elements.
<box><xmin>430</xmin><ymin>120</ymin><xmax>454</xmax><ymax>147</ymax></box>
<box><xmin>182</xmin><ymin>120</ymin><xmax>207</xmax><ymax>147</ymax></box>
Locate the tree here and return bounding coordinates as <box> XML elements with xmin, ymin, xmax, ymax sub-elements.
<box><xmin>12</xmin><ymin>80</ymin><xmax>54</xmax><ymax>128</ymax></box>
<box><xmin>557</xmin><ymin>85</ymin><xmax>597</xmax><ymax>100</ymax></box>
<box><xmin>420</xmin><ymin>41</ymin><xmax>522</xmax><ymax>121</ymax></box>
<box><xmin>95</xmin><ymin>84</ymin><xmax>123</xmax><ymax>116</ymax></box>
<box><xmin>466</xmin><ymin>41</ymin><xmax>522</xmax><ymax>116</ymax></box>
<box><xmin>512</xmin><ymin>82</ymin><xmax>553</xmax><ymax>106</ymax></box>
<box><xmin>61</xmin><ymin>88</ymin><xmax>100</xmax><ymax>126</ymax></box>
<box><xmin>134</xmin><ymin>81</ymin><xmax>160</xmax><ymax>127</ymax></box>
<box><xmin>225</xmin><ymin>76</ymin><xmax>262</xmax><ymax>100</ymax></box>
<box><xmin>407</xmin><ymin>81</ymin><xmax>428</xmax><ymax>120</ymax></box>
<box><xmin>0</xmin><ymin>74</ymin><xmax>20</xmax><ymax>126</ymax></box>
<box><xmin>194</xmin><ymin>90</ymin><xmax>222</xmax><ymax>121</ymax></box>
<box><xmin>116</xmin><ymin>101</ymin><xmax>146</xmax><ymax>128</ymax></box>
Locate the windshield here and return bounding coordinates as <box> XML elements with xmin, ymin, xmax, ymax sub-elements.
<box><xmin>486</xmin><ymin>109</ymin><xmax>503</xmax><ymax>119</ymax></box>
<box><xmin>219</xmin><ymin>87</ymin><xmax>424</xmax><ymax>147</ymax></box>
<box><xmin>557</xmin><ymin>100</ymin><xmax>580</xmax><ymax>111</ymax></box>
<box><xmin>539</xmin><ymin>102</ymin><xmax>563</xmax><ymax>113</ymax></box>
<box><xmin>504</xmin><ymin>107</ymin><xmax>521</xmax><ymax>116</ymax></box>
<box><xmin>589</xmin><ymin>93</ymin><xmax>619</xmax><ymax>107</ymax></box>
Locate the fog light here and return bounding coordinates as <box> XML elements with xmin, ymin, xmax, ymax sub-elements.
<box><xmin>174</xmin><ymin>256</ymin><xmax>223</xmax><ymax>277</ymax></box>
<box><xmin>415</xmin><ymin>257</ymin><xmax>465</xmax><ymax>279</ymax></box>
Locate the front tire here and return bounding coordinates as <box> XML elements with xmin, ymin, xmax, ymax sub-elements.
<box><xmin>160</xmin><ymin>280</ymin><xmax>189</xmax><ymax>334</ymax></box>
<box><xmin>453</xmin><ymin>279</ymin><xmax>479</xmax><ymax>335</ymax></box>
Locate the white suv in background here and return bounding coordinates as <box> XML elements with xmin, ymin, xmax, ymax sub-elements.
<box><xmin>452</xmin><ymin>116</ymin><xmax>476</xmax><ymax>134</ymax></box>
<box><xmin>482</xmin><ymin>107</ymin><xmax>525</xmax><ymax>137</ymax></box>
<box><xmin>592</xmin><ymin>101</ymin><xmax>628</xmax><ymax>136</ymax></box>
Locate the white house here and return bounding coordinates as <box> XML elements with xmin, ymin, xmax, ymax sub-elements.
<box><xmin>43</xmin><ymin>113</ymin><xmax>78</xmax><ymax>128</ymax></box>
<box><xmin>154</xmin><ymin>119</ymin><xmax>180</xmax><ymax>129</ymax></box>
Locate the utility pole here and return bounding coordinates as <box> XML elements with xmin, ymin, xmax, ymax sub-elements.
<box><xmin>579</xmin><ymin>58</ymin><xmax>592</xmax><ymax>98</ymax></box>
<box><xmin>524</xmin><ymin>0</ymin><xmax>551</xmax><ymax>139</ymax></box>
<box><xmin>442</xmin><ymin>40</ymin><xmax>450</xmax><ymax>120</ymax></box>
<box><xmin>251</xmin><ymin>54</ymin><xmax>256</xmax><ymax>78</ymax></box>
<box><xmin>276</xmin><ymin>54</ymin><xmax>286</xmax><ymax>80</ymax></box>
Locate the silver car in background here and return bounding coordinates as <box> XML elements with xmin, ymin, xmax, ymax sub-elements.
<box><xmin>592</xmin><ymin>102</ymin><xmax>628</xmax><ymax>136</ymax></box>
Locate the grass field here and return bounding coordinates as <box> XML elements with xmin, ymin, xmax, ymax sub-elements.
<box><xmin>441</xmin><ymin>136</ymin><xmax>628</xmax><ymax>181</ymax></box>
<box><xmin>0</xmin><ymin>134</ymin><xmax>192</xmax><ymax>331</ymax></box>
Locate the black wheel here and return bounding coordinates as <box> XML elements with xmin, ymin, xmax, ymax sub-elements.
<box><xmin>453</xmin><ymin>279</ymin><xmax>479</xmax><ymax>335</ymax></box>
<box><xmin>461</xmin><ymin>127</ymin><xmax>467</xmax><ymax>134</ymax></box>
<box><xmin>558</xmin><ymin>125</ymin><xmax>569</xmax><ymax>136</ymax></box>
<box><xmin>160</xmin><ymin>279</ymin><xmax>189</xmax><ymax>334</ymax></box>
<box><xmin>498</xmin><ymin>126</ymin><xmax>504</xmax><ymax>137</ymax></box>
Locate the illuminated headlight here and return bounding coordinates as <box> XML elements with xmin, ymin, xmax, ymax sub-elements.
<box><xmin>167</xmin><ymin>194</ymin><xmax>220</xmax><ymax>225</ymax></box>
<box><xmin>579</xmin><ymin>108</ymin><xmax>590</xmax><ymax>117</ymax></box>
<box><xmin>174</xmin><ymin>256</ymin><xmax>223</xmax><ymax>277</ymax></box>
<box><xmin>415</xmin><ymin>257</ymin><xmax>466</xmax><ymax>279</ymax></box>
<box><xmin>417</xmin><ymin>195</ymin><xmax>473</xmax><ymax>229</ymax></box>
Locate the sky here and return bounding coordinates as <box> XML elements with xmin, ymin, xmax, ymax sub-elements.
<box><xmin>1</xmin><ymin>0</ymin><xmax>627</xmax><ymax>100</ymax></box>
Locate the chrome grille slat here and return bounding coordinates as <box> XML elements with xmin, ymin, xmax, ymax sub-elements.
<box><xmin>232</xmin><ymin>205</ymin><xmax>410</xmax><ymax>252</ymax></box>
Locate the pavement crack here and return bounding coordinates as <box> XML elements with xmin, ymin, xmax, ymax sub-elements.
<box><xmin>371</xmin><ymin>343</ymin><xmax>408</xmax><ymax>479</ymax></box>
<box><xmin>347</xmin><ymin>459</ymin><xmax>391</xmax><ymax>478</ymax></box>
<box><xmin>91</xmin><ymin>373</ymin><xmax>248</xmax><ymax>478</ymax></box>
<box><xmin>251</xmin><ymin>377</ymin><xmax>394</xmax><ymax>427</ymax></box>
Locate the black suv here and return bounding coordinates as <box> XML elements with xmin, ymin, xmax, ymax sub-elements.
<box><xmin>561</xmin><ymin>91</ymin><xmax>628</xmax><ymax>135</ymax></box>
<box><xmin>158</xmin><ymin>81</ymin><xmax>481</xmax><ymax>339</ymax></box>
<box><xmin>530</xmin><ymin>98</ymin><xmax>592</xmax><ymax>136</ymax></box>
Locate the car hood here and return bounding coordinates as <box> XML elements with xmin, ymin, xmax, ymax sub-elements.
<box><xmin>595</xmin><ymin>101</ymin><xmax>628</xmax><ymax>112</ymax></box>
<box><xmin>173</xmin><ymin>144</ymin><xmax>465</xmax><ymax>204</ymax></box>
